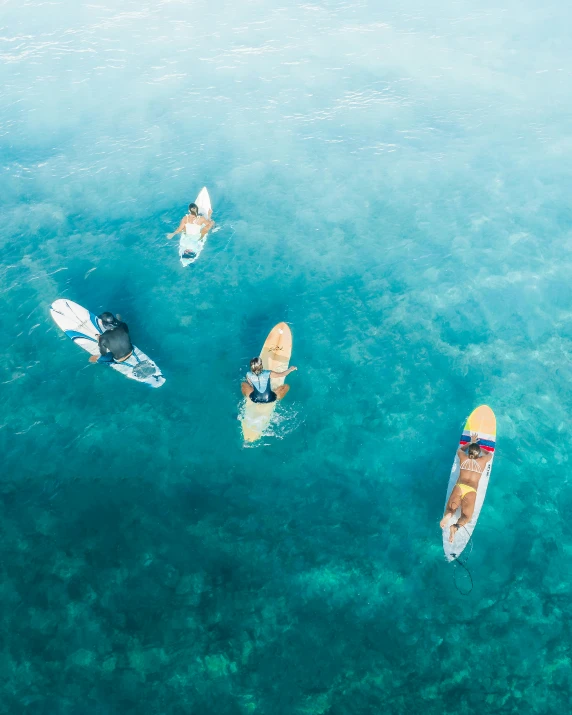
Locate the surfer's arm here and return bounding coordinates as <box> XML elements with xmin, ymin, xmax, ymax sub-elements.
<box><xmin>88</xmin><ymin>335</ymin><xmax>103</xmax><ymax>363</ymax></box>
<box><xmin>167</xmin><ymin>217</ymin><xmax>187</xmax><ymax>239</ymax></box>
<box><xmin>200</xmin><ymin>217</ymin><xmax>215</xmax><ymax>237</ymax></box>
<box><xmin>269</xmin><ymin>366</ymin><xmax>297</xmax><ymax>378</ymax></box>
<box><xmin>457</xmin><ymin>433</ymin><xmax>480</xmax><ymax>459</ymax></box>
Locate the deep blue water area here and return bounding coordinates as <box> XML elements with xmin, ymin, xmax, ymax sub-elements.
<box><xmin>2</xmin><ymin>0</ymin><xmax>572</xmax><ymax>713</ymax></box>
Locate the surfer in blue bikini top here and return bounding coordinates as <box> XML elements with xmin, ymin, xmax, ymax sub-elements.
<box><xmin>88</xmin><ymin>312</ymin><xmax>133</xmax><ymax>364</ymax></box>
<box><xmin>241</xmin><ymin>357</ymin><xmax>297</xmax><ymax>403</ymax></box>
<box><xmin>167</xmin><ymin>202</ymin><xmax>215</xmax><ymax>259</ymax></box>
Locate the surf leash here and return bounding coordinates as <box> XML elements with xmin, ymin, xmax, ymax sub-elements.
<box><xmin>451</xmin><ymin>524</ymin><xmax>474</xmax><ymax>596</ymax></box>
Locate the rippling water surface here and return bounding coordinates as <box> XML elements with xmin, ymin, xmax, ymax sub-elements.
<box><xmin>1</xmin><ymin>1</ymin><xmax>572</xmax><ymax>712</ymax></box>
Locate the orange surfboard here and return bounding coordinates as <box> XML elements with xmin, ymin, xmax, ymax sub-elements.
<box><xmin>240</xmin><ymin>323</ymin><xmax>292</xmax><ymax>443</ymax></box>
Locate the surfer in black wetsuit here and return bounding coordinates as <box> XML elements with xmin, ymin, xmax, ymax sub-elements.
<box><xmin>88</xmin><ymin>312</ymin><xmax>133</xmax><ymax>364</ymax></box>
<box><xmin>241</xmin><ymin>357</ymin><xmax>297</xmax><ymax>403</ymax></box>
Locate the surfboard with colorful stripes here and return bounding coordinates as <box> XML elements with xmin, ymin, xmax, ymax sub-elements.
<box><xmin>442</xmin><ymin>405</ymin><xmax>496</xmax><ymax>562</ymax></box>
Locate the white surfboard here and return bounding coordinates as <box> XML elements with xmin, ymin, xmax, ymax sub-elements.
<box><xmin>50</xmin><ymin>299</ymin><xmax>165</xmax><ymax>388</ymax></box>
<box><xmin>442</xmin><ymin>405</ymin><xmax>496</xmax><ymax>562</ymax></box>
<box><xmin>179</xmin><ymin>187</ymin><xmax>212</xmax><ymax>267</ymax></box>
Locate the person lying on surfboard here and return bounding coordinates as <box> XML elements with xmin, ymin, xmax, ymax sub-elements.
<box><xmin>439</xmin><ymin>432</ymin><xmax>493</xmax><ymax>543</ymax></box>
<box><xmin>241</xmin><ymin>357</ymin><xmax>297</xmax><ymax>403</ymax></box>
<box><xmin>167</xmin><ymin>202</ymin><xmax>215</xmax><ymax>259</ymax></box>
<box><xmin>88</xmin><ymin>312</ymin><xmax>133</xmax><ymax>365</ymax></box>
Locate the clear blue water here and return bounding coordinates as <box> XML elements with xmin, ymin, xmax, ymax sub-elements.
<box><xmin>2</xmin><ymin>0</ymin><xmax>572</xmax><ymax>712</ymax></box>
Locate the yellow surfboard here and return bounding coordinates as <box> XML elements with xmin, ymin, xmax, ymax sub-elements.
<box><xmin>241</xmin><ymin>322</ymin><xmax>293</xmax><ymax>443</ymax></box>
<box><xmin>442</xmin><ymin>405</ymin><xmax>497</xmax><ymax>562</ymax></box>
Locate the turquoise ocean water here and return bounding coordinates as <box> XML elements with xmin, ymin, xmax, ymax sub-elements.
<box><xmin>2</xmin><ymin>0</ymin><xmax>572</xmax><ymax>712</ymax></box>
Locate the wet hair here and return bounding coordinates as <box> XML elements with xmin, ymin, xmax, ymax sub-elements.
<box><xmin>468</xmin><ymin>443</ymin><xmax>481</xmax><ymax>458</ymax></box>
<box><xmin>250</xmin><ymin>357</ymin><xmax>263</xmax><ymax>374</ymax></box>
<box><xmin>188</xmin><ymin>203</ymin><xmax>199</xmax><ymax>216</ymax></box>
<box><xmin>99</xmin><ymin>311</ymin><xmax>119</xmax><ymax>329</ymax></box>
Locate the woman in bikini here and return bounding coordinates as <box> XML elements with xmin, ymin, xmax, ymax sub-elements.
<box><xmin>167</xmin><ymin>202</ymin><xmax>215</xmax><ymax>259</ymax></box>
<box><xmin>440</xmin><ymin>432</ymin><xmax>493</xmax><ymax>543</ymax></box>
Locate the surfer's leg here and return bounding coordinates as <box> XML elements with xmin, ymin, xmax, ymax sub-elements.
<box><xmin>448</xmin><ymin>492</ymin><xmax>476</xmax><ymax>542</ymax></box>
<box><xmin>275</xmin><ymin>384</ymin><xmax>290</xmax><ymax>400</ymax></box>
<box><xmin>457</xmin><ymin>492</ymin><xmax>476</xmax><ymax>528</ymax></box>
<box><xmin>97</xmin><ymin>352</ymin><xmax>114</xmax><ymax>365</ymax></box>
<box><xmin>241</xmin><ymin>381</ymin><xmax>254</xmax><ymax>398</ymax></box>
<box><xmin>440</xmin><ymin>486</ymin><xmax>462</xmax><ymax>529</ymax></box>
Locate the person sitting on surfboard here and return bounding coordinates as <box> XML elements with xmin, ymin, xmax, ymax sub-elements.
<box><xmin>241</xmin><ymin>357</ymin><xmax>297</xmax><ymax>404</ymax></box>
<box><xmin>439</xmin><ymin>432</ymin><xmax>493</xmax><ymax>543</ymax></box>
<box><xmin>88</xmin><ymin>312</ymin><xmax>133</xmax><ymax>365</ymax></box>
<box><xmin>167</xmin><ymin>202</ymin><xmax>214</xmax><ymax>259</ymax></box>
